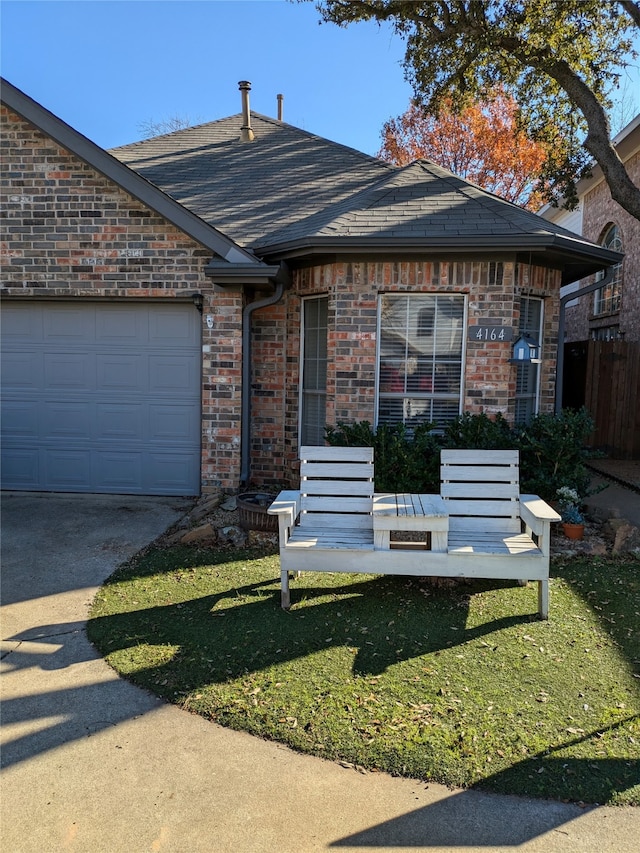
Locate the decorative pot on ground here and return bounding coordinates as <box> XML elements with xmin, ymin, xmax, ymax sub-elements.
<box><xmin>236</xmin><ymin>492</ymin><xmax>278</xmax><ymax>532</ymax></box>
<box><xmin>563</xmin><ymin>522</ymin><xmax>585</xmax><ymax>540</ymax></box>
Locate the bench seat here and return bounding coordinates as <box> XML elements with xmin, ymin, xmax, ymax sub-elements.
<box><xmin>269</xmin><ymin>446</ymin><xmax>560</xmax><ymax>618</ymax></box>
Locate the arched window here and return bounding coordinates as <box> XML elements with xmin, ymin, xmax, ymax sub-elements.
<box><xmin>594</xmin><ymin>225</ymin><xmax>623</xmax><ymax>315</ymax></box>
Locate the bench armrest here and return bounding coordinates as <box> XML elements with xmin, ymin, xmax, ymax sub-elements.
<box><xmin>268</xmin><ymin>491</ymin><xmax>301</xmax><ymax>547</ymax></box>
<box><xmin>520</xmin><ymin>494</ymin><xmax>561</xmax><ymax>527</ymax></box>
<box><xmin>268</xmin><ymin>490</ymin><xmax>301</xmax><ymax>520</ymax></box>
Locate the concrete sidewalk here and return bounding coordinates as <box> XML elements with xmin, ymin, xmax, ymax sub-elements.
<box><xmin>1</xmin><ymin>491</ymin><xmax>638</xmax><ymax>852</ymax></box>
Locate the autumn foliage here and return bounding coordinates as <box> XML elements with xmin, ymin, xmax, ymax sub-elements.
<box><xmin>379</xmin><ymin>95</ymin><xmax>552</xmax><ymax>210</ymax></box>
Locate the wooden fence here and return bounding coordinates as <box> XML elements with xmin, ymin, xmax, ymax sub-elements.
<box><xmin>585</xmin><ymin>340</ymin><xmax>640</xmax><ymax>459</ymax></box>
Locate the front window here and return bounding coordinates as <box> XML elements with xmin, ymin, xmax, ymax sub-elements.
<box><xmin>514</xmin><ymin>297</ymin><xmax>543</xmax><ymax>424</ymax></box>
<box><xmin>594</xmin><ymin>225</ymin><xmax>622</xmax><ymax>315</ymax></box>
<box><xmin>300</xmin><ymin>296</ymin><xmax>328</xmax><ymax>445</ymax></box>
<box><xmin>377</xmin><ymin>294</ymin><xmax>464</xmax><ymax>429</ymax></box>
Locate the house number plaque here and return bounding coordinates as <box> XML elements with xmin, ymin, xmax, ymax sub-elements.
<box><xmin>468</xmin><ymin>325</ymin><xmax>513</xmax><ymax>342</ymax></box>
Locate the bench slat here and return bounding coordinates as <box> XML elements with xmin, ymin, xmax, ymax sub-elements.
<box><xmin>441</xmin><ymin>465</ymin><xmax>518</xmax><ymax>482</ymax></box>
<box><xmin>287</xmin><ymin>527</ymin><xmax>374</xmax><ymax>549</ymax></box>
<box><xmin>300</xmin><ymin>513</ymin><xmax>373</xmax><ymax>529</ymax></box>
<box><xmin>302</xmin><ymin>462</ymin><xmax>374</xmax><ymax>480</ymax></box>
<box><xmin>448</xmin><ymin>532</ymin><xmax>540</xmax><ymax>556</ymax></box>
<box><xmin>304</xmin><ymin>480</ymin><xmax>374</xmax><ymax>497</ymax></box>
<box><xmin>441</xmin><ymin>482</ymin><xmax>519</xmax><ymax>499</ymax></box>
<box><xmin>441</xmin><ymin>449</ymin><xmax>518</xmax><ymax>464</ymax></box>
<box><xmin>445</xmin><ymin>498</ymin><xmax>519</xmax><ymax>517</ymax></box>
<box><xmin>301</xmin><ymin>496</ymin><xmax>373</xmax><ymax>514</ymax></box>
<box><xmin>449</xmin><ymin>517</ymin><xmax>522</xmax><ymax>533</ymax></box>
<box><xmin>300</xmin><ymin>446</ymin><xmax>374</xmax><ymax>462</ymax></box>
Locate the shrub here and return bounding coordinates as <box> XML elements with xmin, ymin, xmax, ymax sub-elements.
<box><xmin>325</xmin><ymin>421</ymin><xmax>440</xmax><ymax>493</ymax></box>
<box><xmin>514</xmin><ymin>408</ymin><xmax>595</xmax><ymax>501</ymax></box>
<box><xmin>443</xmin><ymin>411</ymin><xmax>516</xmax><ymax>449</ymax></box>
<box><xmin>325</xmin><ymin>408</ymin><xmax>596</xmax><ymax>503</ymax></box>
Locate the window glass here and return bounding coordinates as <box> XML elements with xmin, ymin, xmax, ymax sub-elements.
<box><xmin>594</xmin><ymin>225</ymin><xmax>622</xmax><ymax>315</ymax></box>
<box><xmin>377</xmin><ymin>294</ymin><xmax>464</xmax><ymax>429</ymax></box>
<box><xmin>300</xmin><ymin>297</ymin><xmax>328</xmax><ymax>445</ymax></box>
<box><xmin>514</xmin><ymin>297</ymin><xmax>542</xmax><ymax>424</ymax></box>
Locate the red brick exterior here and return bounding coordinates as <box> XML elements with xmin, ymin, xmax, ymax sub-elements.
<box><xmin>564</xmin><ymin>148</ymin><xmax>640</xmax><ymax>343</ymax></box>
<box><xmin>2</xmin><ymin>105</ymin><xmax>564</xmax><ymax>493</ymax></box>
<box><xmin>251</xmin><ymin>260</ymin><xmax>561</xmax><ymax>487</ymax></box>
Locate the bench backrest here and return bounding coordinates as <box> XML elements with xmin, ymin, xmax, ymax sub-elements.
<box><xmin>299</xmin><ymin>445</ymin><xmax>374</xmax><ymax>529</ymax></box>
<box><xmin>440</xmin><ymin>449</ymin><xmax>521</xmax><ymax>534</ymax></box>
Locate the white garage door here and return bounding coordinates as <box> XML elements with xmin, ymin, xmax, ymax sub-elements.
<box><xmin>1</xmin><ymin>301</ymin><xmax>201</xmax><ymax>495</ymax></box>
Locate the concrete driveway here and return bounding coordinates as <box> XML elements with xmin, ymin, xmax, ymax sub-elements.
<box><xmin>1</xmin><ymin>492</ymin><xmax>638</xmax><ymax>852</ymax></box>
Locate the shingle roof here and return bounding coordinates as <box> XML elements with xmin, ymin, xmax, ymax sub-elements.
<box><xmin>112</xmin><ymin>111</ymin><xmax>622</xmax><ymax>283</ymax></box>
<box><xmin>113</xmin><ymin>113</ymin><xmax>393</xmax><ymax>251</ymax></box>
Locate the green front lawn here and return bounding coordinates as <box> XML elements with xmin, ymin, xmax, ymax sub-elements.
<box><xmin>88</xmin><ymin>547</ymin><xmax>640</xmax><ymax>805</ymax></box>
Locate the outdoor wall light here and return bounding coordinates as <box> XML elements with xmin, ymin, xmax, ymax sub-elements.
<box><xmin>509</xmin><ymin>333</ymin><xmax>541</xmax><ymax>364</ymax></box>
<box><xmin>191</xmin><ymin>292</ymin><xmax>204</xmax><ymax>313</ymax></box>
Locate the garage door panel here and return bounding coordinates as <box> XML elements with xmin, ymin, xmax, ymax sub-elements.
<box><xmin>150</xmin><ymin>308</ymin><xmax>199</xmax><ymax>345</ymax></box>
<box><xmin>1</xmin><ymin>402</ymin><xmax>39</xmax><ymax>437</ymax></box>
<box><xmin>96</xmin><ymin>307</ymin><xmax>145</xmax><ymax>343</ymax></box>
<box><xmin>96</xmin><ymin>353</ymin><xmax>144</xmax><ymax>392</ymax></box>
<box><xmin>94</xmin><ymin>452</ymin><xmax>143</xmax><ymax>491</ymax></box>
<box><xmin>2</xmin><ymin>351</ymin><xmax>43</xmax><ymax>389</ymax></box>
<box><xmin>44</xmin><ymin>306</ymin><xmax>96</xmax><ymax>342</ymax></box>
<box><xmin>1</xmin><ymin>302</ymin><xmax>201</xmax><ymax>496</ymax></box>
<box><xmin>45</xmin><ymin>353</ymin><xmax>94</xmax><ymax>390</ymax></box>
<box><xmin>148</xmin><ymin>452</ymin><xmax>201</xmax><ymax>492</ymax></box>
<box><xmin>1</xmin><ymin>304</ymin><xmax>44</xmax><ymax>340</ymax></box>
<box><xmin>148</xmin><ymin>403</ymin><xmax>200</xmax><ymax>442</ymax></box>
<box><xmin>0</xmin><ymin>447</ymin><xmax>40</xmax><ymax>487</ymax></box>
<box><xmin>96</xmin><ymin>403</ymin><xmax>144</xmax><ymax>439</ymax></box>
<box><xmin>149</xmin><ymin>355</ymin><xmax>200</xmax><ymax>393</ymax></box>
<box><xmin>43</xmin><ymin>401</ymin><xmax>92</xmax><ymax>439</ymax></box>
<box><xmin>46</xmin><ymin>449</ymin><xmax>92</xmax><ymax>488</ymax></box>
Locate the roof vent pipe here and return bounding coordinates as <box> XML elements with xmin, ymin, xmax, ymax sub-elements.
<box><xmin>238</xmin><ymin>81</ymin><xmax>255</xmax><ymax>142</ymax></box>
<box><xmin>277</xmin><ymin>93</ymin><xmax>284</xmax><ymax>121</ymax></box>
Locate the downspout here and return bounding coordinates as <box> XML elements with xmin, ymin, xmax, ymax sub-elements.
<box><xmin>555</xmin><ymin>267</ymin><xmax>614</xmax><ymax>413</ymax></box>
<box><xmin>241</xmin><ymin>279</ymin><xmax>286</xmax><ymax>485</ymax></box>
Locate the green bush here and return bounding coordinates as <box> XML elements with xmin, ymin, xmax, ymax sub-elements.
<box><xmin>443</xmin><ymin>411</ymin><xmax>516</xmax><ymax>449</ymax></box>
<box><xmin>514</xmin><ymin>407</ymin><xmax>596</xmax><ymax>501</ymax></box>
<box><xmin>325</xmin><ymin>421</ymin><xmax>440</xmax><ymax>493</ymax></box>
<box><xmin>325</xmin><ymin>408</ymin><xmax>596</xmax><ymax>503</ymax></box>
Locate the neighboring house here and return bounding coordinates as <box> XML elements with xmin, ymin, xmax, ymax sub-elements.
<box><xmin>1</xmin><ymin>79</ymin><xmax>622</xmax><ymax>495</ymax></box>
<box><xmin>540</xmin><ymin>114</ymin><xmax>640</xmax><ymax>458</ymax></box>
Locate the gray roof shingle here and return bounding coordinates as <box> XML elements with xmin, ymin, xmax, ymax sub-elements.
<box><xmin>112</xmin><ymin>112</ymin><xmax>622</xmax><ymax>282</ymax></box>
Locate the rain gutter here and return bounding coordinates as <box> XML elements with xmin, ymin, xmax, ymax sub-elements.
<box><xmin>239</xmin><ymin>264</ymin><xmax>289</xmax><ymax>485</ymax></box>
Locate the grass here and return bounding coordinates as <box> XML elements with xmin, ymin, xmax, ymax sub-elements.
<box><xmin>88</xmin><ymin>545</ymin><xmax>640</xmax><ymax>806</ymax></box>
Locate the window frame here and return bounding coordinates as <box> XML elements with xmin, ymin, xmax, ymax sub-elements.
<box><xmin>514</xmin><ymin>296</ymin><xmax>543</xmax><ymax>425</ymax></box>
<box><xmin>298</xmin><ymin>294</ymin><xmax>329</xmax><ymax>447</ymax></box>
<box><xmin>375</xmin><ymin>292</ymin><xmax>467</xmax><ymax>431</ymax></box>
<box><xmin>594</xmin><ymin>224</ymin><xmax>623</xmax><ymax>316</ymax></box>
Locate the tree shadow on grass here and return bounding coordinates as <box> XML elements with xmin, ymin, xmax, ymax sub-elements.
<box><xmin>87</xmin><ymin>573</ymin><xmax>529</xmax><ymax>686</ymax></box>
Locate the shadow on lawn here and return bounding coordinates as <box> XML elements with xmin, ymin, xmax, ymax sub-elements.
<box><xmin>88</xmin><ymin>573</ymin><xmax>527</xmax><ymax>682</ymax></box>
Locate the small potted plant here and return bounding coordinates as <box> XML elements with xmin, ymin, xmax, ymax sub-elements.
<box><xmin>556</xmin><ymin>486</ymin><xmax>585</xmax><ymax>540</ymax></box>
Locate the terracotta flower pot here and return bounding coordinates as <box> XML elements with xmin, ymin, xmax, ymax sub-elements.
<box><xmin>563</xmin><ymin>522</ymin><xmax>585</xmax><ymax>540</ymax></box>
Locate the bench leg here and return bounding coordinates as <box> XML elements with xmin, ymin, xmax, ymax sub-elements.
<box><xmin>538</xmin><ymin>579</ymin><xmax>549</xmax><ymax>620</ymax></box>
<box><xmin>281</xmin><ymin>568</ymin><xmax>291</xmax><ymax>610</ymax></box>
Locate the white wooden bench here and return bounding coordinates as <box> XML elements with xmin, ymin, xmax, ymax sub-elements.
<box><xmin>268</xmin><ymin>446</ymin><xmax>560</xmax><ymax>618</ymax></box>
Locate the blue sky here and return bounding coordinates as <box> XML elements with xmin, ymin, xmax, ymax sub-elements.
<box><xmin>1</xmin><ymin>0</ymin><xmax>412</xmax><ymax>154</ymax></box>
<box><xmin>2</xmin><ymin>0</ymin><xmax>639</xmax><ymax>157</ymax></box>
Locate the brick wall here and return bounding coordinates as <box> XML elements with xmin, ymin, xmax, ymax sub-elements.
<box><xmin>249</xmin><ymin>259</ymin><xmax>561</xmax><ymax>487</ymax></box>
<box><xmin>564</xmin><ymin>149</ymin><xmax>640</xmax><ymax>343</ymax></box>
<box><xmin>1</xmin><ymin>105</ymin><xmax>241</xmax><ymax>492</ymax></box>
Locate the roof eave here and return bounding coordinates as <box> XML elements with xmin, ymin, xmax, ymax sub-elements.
<box><xmin>254</xmin><ymin>234</ymin><xmax>622</xmax><ymax>283</ymax></box>
<box><xmin>204</xmin><ymin>261</ymin><xmax>288</xmax><ymax>288</ymax></box>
